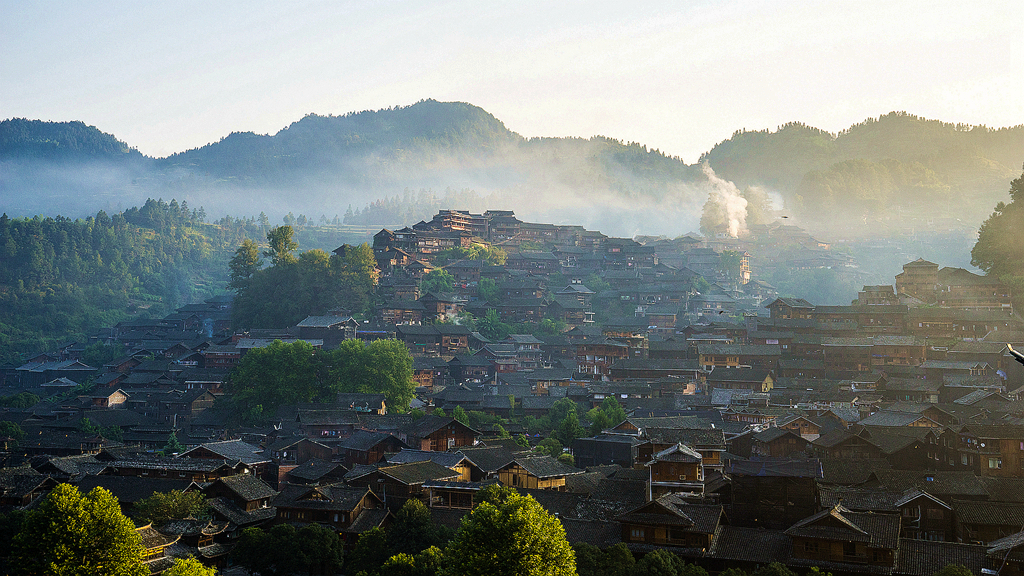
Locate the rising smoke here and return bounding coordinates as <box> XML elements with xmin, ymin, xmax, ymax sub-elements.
<box><xmin>700</xmin><ymin>164</ymin><xmax>748</xmax><ymax>237</ymax></box>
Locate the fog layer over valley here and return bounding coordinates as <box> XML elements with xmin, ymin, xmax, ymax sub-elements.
<box><xmin>3</xmin><ymin>100</ymin><xmax>1022</xmax><ymax>282</ymax></box>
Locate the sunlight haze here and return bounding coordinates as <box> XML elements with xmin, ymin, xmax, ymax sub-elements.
<box><xmin>1</xmin><ymin>0</ymin><xmax>1021</xmax><ymax>160</ymax></box>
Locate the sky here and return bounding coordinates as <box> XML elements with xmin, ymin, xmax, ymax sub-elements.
<box><xmin>2</xmin><ymin>0</ymin><xmax>1021</xmax><ymax>162</ymax></box>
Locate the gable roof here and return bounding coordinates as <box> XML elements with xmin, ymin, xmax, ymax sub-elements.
<box><xmin>511</xmin><ymin>455</ymin><xmax>584</xmax><ymax>479</ymax></box>
<box><xmin>785</xmin><ymin>504</ymin><xmax>900</xmax><ymax>549</ymax></box>
<box><xmin>180</xmin><ymin>439</ymin><xmax>268</xmax><ymax>465</ymax></box>
<box><xmin>211</xmin><ymin>473</ymin><xmax>278</xmax><ymax>502</ymax></box>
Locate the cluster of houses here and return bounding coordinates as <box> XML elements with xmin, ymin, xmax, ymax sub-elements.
<box><xmin>1</xmin><ymin>210</ymin><xmax>1023</xmax><ymax>575</ymax></box>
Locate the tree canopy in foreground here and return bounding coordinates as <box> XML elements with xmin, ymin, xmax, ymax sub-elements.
<box><xmin>443</xmin><ymin>485</ymin><xmax>576</xmax><ymax>576</ymax></box>
<box><xmin>11</xmin><ymin>483</ymin><xmax>148</xmax><ymax>576</ymax></box>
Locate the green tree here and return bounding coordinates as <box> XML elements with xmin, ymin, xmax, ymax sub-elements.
<box><xmin>11</xmin><ymin>483</ymin><xmax>148</xmax><ymax>576</ymax></box>
<box><xmin>347</xmin><ymin>526</ymin><xmax>391</xmax><ymax>576</ymax></box>
<box><xmin>633</xmin><ymin>549</ymin><xmax>683</xmax><ymax>576</ymax></box>
<box><xmin>163</xmin><ymin>557</ymin><xmax>216</xmax><ymax>576</ymax></box>
<box><xmin>586</xmin><ymin>396</ymin><xmax>626</xmax><ymax>435</ymax></box>
<box><xmin>572</xmin><ymin>543</ymin><xmax>603</xmax><ymax>576</ymax></box>
<box><xmin>421</xmin><ymin>269</ymin><xmax>455</xmax><ymax>294</ymax></box>
<box><xmin>478</xmin><ymin>278</ymin><xmax>500</xmax><ymax>303</ymax></box>
<box><xmin>1</xmin><ymin>392</ymin><xmax>40</xmax><ymax>409</ymax></box>
<box><xmin>163</xmin><ymin>431</ymin><xmax>185</xmax><ymax>455</ymax></box>
<box><xmin>389</xmin><ymin>499</ymin><xmax>452</xmax><ymax>556</ymax></box>
<box><xmin>932</xmin><ymin>566</ymin><xmax>974</xmax><ymax>576</ymax></box>
<box><xmin>80</xmin><ymin>342</ymin><xmax>127</xmax><ymax>368</ymax></box>
<box><xmin>0</xmin><ymin>509</ymin><xmax>27</xmax><ymax>575</ymax></box>
<box><xmin>751</xmin><ymin>562</ymin><xmax>797</xmax><ymax>576</ymax></box>
<box><xmin>556</xmin><ymin>411</ymin><xmax>585</xmax><ymax>447</ymax></box>
<box><xmin>227</xmin><ymin>339</ymin><xmax>323</xmax><ymax>419</ymax></box>
<box><xmin>132</xmin><ymin>490</ymin><xmax>207</xmax><ymax>526</ymax></box>
<box><xmin>720</xmin><ymin>250</ymin><xmax>744</xmax><ymax>280</ymax></box>
<box><xmin>232</xmin><ymin>523</ymin><xmax>342</xmax><ymax>576</ymax></box>
<box><xmin>476</xmin><ymin>308</ymin><xmax>512</xmax><ymax>341</ymax></box>
<box><xmin>972</xmin><ymin>172</ymin><xmax>1024</xmax><ymax>310</ymax></box>
<box><xmin>602</xmin><ymin>543</ymin><xmax>637</xmax><ymax>576</ymax></box>
<box><xmin>445</xmin><ymin>485</ymin><xmax>575</xmax><ymax>576</ymax></box>
<box><xmin>294</xmin><ymin>523</ymin><xmax>345</xmax><ymax>576</ymax></box>
<box><xmin>453</xmin><ymin>406</ymin><xmax>470</xmax><ymax>426</ymax></box>
<box><xmin>380</xmin><ymin>546</ymin><xmax>444</xmax><ymax>576</ymax></box>
<box><xmin>360</xmin><ymin>339</ymin><xmax>416</xmax><ymax>411</ymax></box>
<box><xmin>0</xmin><ymin>420</ymin><xmax>25</xmax><ymax>445</ymax></box>
<box><xmin>515</xmin><ymin>434</ymin><xmax>530</xmax><ymax>448</ymax></box>
<box><xmin>536</xmin><ymin>437</ymin><xmax>563</xmax><ymax>458</ymax></box>
<box><xmin>264</xmin><ymin>226</ymin><xmax>298</xmax><ymax>266</ymax></box>
<box><xmin>229</xmin><ymin>238</ymin><xmax>263</xmax><ymax>292</ymax></box>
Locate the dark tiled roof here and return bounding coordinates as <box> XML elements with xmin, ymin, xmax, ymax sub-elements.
<box><xmin>871</xmin><ymin>470</ymin><xmax>988</xmax><ymax>499</ymax></box>
<box><xmin>617</xmin><ymin>496</ymin><xmax>723</xmax><ymax>533</ymax></box>
<box><xmin>895</xmin><ymin>539</ymin><xmax>988</xmax><ymax>576</ymax></box>
<box><xmin>980</xmin><ymin>477</ymin><xmax>1024</xmax><ymax>503</ymax></box>
<box><xmin>380</xmin><ymin>461</ymin><xmax>461</xmax><ymax>485</ymax></box>
<box><xmin>213</xmin><ymin>474</ymin><xmax>278</xmax><ymax>502</ymax></box>
<box><xmin>386</xmin><ymin>449</ymin><xmax>467</xmax><ymax>469</ymax></box>
<box><xmin>136</xmin><ymin>525</ymin><xmax>180</xmax><ymax>549</ymax></box>
<box><xmin>560</xmin><ymin>518</ymin><xmax>622</xmax><ymax>548</ymax></box>
<box><xmin>457</xmin><ymin>446</ymin><xmax>516</xmax><ymax>472</ymax></box>
<box><xmin>512</xmin><ymin>455</ymin><xmax>584</xmax><ymax>479</ymax></box>
<box><xmin>708</xmin><ymin>525</ymin><xmax>792</xmax><ymax>563</ymax></box>
<box><xmin>182</xmin><ymin>439</ymin><xmax>268</xmax><ymax>465</ymax></box>
<box><xmin>286</xmin><ymin>458</ymin><xmax>347</xmax><ymax>482</ymax></box>
<box><xmin>951</xmin><ymin>499</ymin><xmax>1024</xmax><ymax>527</ymax></box>
<box><xmin>819</xmin><ymin>458</ymin><xmax>891</xmax><ymax>485</ymax></box>
<box><xmin>725</xmin><ymin>459</ymin><xmax>822</xmax><ymax>478</ymax></box>
<box><xmin>859</xmin><ymin>410</ymin><xmax>936</xmax><ymax>427</ymax></box>
<box><xmin>338</xmin><ymin>430</ymin><xmax>407</xmax><ymax>452</ymax></box>
<box><xmin>429</xmin><ymin>507</ymin><xmax>471</xmax><ymax>530</ymax></box>
<box><xmin>274</xmin><ymin>483</ymin><xmax>371</xmax><ymax>511</ymax></box>
<box><xmin>817</xmin><ymin>486</ymin><xmax>900</xmax><ymax>512</ymax></box>
<box><xmin>206</xmin><ymin>497</ymin><xmax>276</xmax><ymax>526</ymax></box>
<box><xmin>344</xmin><ymin>507</ymin><xmax>388</xmax><ymax>534</ymax></box>
<box><xmin>785</xmin><ymin>505</ymin><xmax>900</xmax><ymax>549</ymax></box>
<box><xmin>77</xmin><ymin>475</ymin><xmax>194</xmax><ymax>505</ymax></box>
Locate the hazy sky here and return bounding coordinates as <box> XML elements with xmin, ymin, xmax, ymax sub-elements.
<box><xmin>2</xmin><ymin>0</ymin><xmax>1021</xmax><ymax>161</ymax></box>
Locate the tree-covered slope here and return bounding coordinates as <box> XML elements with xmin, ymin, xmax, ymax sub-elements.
<box><xmin>159</xmin><ymin>99</ymin><xmax>523</xmax><ymax>185</ymax></box>
<box><xmin>701</xmin><ymin>112</ymin><xmax>1024</xmax><ymax>222</ymax></box>
<box><xmin>0</xmin><ymin>118</ymin><xmax>145</xmax><ymax>163</ymax></box>
<box><xmin>3</xmin><ymin>104</ymin><xmax>1021</xmax><ymax>234</ymax></box>
<box><xmin>972</xmin><ymin>172</ymin><xmax>1024</xmax><ymax>309</ymax></box>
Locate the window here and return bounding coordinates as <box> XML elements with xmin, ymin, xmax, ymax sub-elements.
<box><xmin>803</xmin><ymin>541</ymin><xmax>819</xmax><ymax>554</ymax></box>
<box><xmin>989</xmin><ymin>457</ymin><xmax>1002</xmax><ymax>470</ymax></box>
<box><xmin>630</xmin><ymin>528</ymin><xmax>645</xmax><ymax>540</ymax></box>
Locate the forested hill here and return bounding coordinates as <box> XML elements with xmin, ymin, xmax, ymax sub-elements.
<box><xmin>0</xmin><ymin>118</ymin><xmax>145</xmax><ymax>163</ymax></box>
<box><xmin>700</xmin><ymin>113</ymin><xmax>1024</xmax><ymax>224</ymax></box>
<box><xmin>3</xmin><ymin>104</ymin><xmax>1023</xmax><ymax>234</ymax></box>
<box><xmin>161</xmin><ymin>99</ymin><xmax>522</xmax><ymax>182</ymax></box>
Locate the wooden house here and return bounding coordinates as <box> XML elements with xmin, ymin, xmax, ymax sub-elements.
<box><xmin>646</xmin><ymin>443</ymin><xmax>705</xmax><ymax>498</ymax></box>
<box><xmin>336</xmin><ymin>430</ymin><xmax>409</xmax><ymax>467</ymax></box>
<box><xmin>896</xmin><ymin>489</ymin><xmax>954</xmax><ymax>542</ymax></box>
<box><xmin>496</xmin><ymin>455</ymin><xmax>582</xmax><ymax>491</ymax></box>
<box><xmin>785</xmin><ymin>504</ymin><xmax>900</xmax><ymax>570</ymax></box>
<box><xmin>274</xmin><ymin>483</ymin><xmax>384</xmax><ymax>532</ymax></box>
<box><xmin>617</xmin><ymin>495</ymin><xmax>723</xmax><ymax>551</ymax></box>
<box><xmin>404</xmin><ymin>416</ymin><xmax>481</xmax><ymax>451</ymax></box>
<box><xmin>346</xmin><ymin>460</ymin><xmax>460</xmax><ymax>503</ymax></box>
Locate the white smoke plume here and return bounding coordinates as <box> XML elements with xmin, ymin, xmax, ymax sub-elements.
<box><xmin>701</xmin><ymin>163</ymin><xmax>748</xmax><ymax>237</ymax></box>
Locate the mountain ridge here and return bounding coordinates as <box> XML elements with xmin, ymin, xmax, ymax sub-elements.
<box><xmin>2</xmin><ymin>102</ymin><xmax>1023</xmax><ymax>235</ymax></box>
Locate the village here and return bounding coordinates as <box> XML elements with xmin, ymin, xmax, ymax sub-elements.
<box><xmin>3</xmin><ymin>208</ymin><xmax>1024</xmax><ymax>576</ymax></box>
